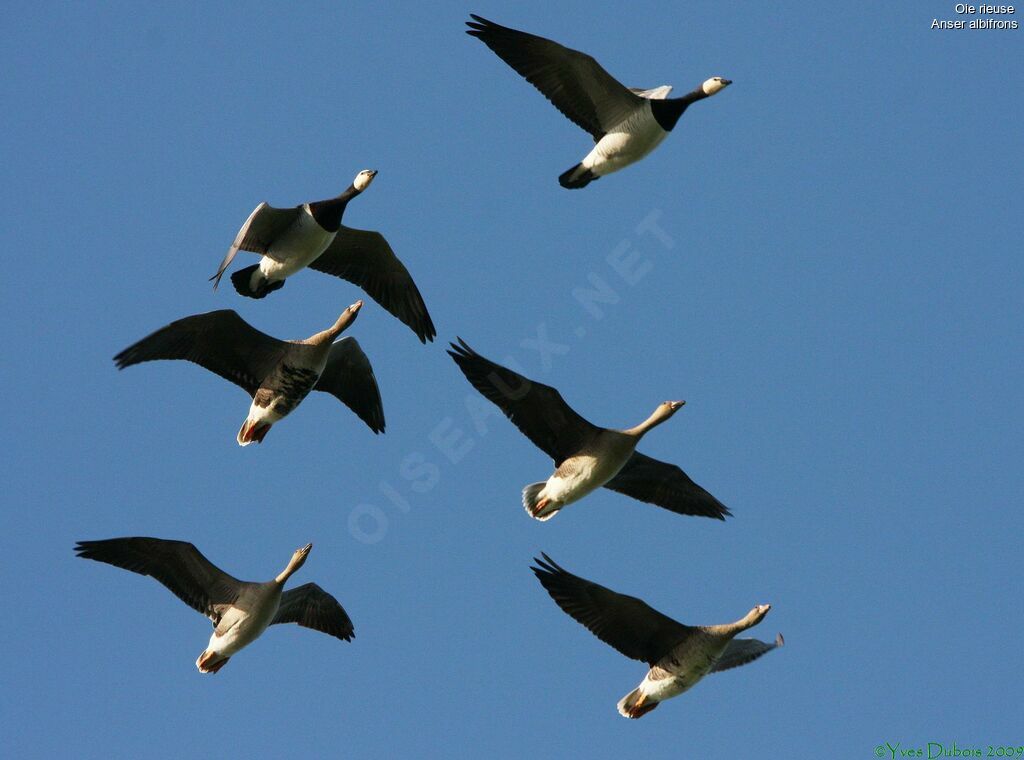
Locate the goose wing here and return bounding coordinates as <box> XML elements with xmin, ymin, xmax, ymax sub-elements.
<box><xmin>271</xmin><ymin>582</ymin><xmax>354</xmax><ymax>641</ymax></box>
<box><xmin>603</xmin><ymin>451</ymin><xmax>731</xmax><ymax>520</ymax></box>
<box><xmin>447</xmin><ymin>339</ymin><xmax>601</xmax><ymax>465</ymax></box>
<box><xmin>531</xmin><ymin>554</ymin><xmax>692</xmax><ymax>666</ymax></box>
<box><xmin>313</xmin><ymin>337</ymin><xmax>385</xmax><ymax>434</ymax></box>
<box><xmin>113</xmin><ymin>309</ymin><xmax>288</xmax><ymax>396</ymax></box>
<box><xmin>308</xmin><ymin>226</ymin><xmax>435</xmax><ymax>343</ymax></box>
<box><xmin>629</xmin><ymin>85</ymin><xmax>673</xmax><ymax>99</ymax></box>
<box><xmin>210</xmin><ymin>202</ymin><xmax>303</xmax><ymax>289</ymax></box>
<box><xmin>711</xmin><ymin>633</ymin><xmax>784</xmax><ymax>673</ymax></box>
<box><xmin>75</xmin><ymin>537</ymin><xmax>243</xmax><ymax>625</ymax></box>
<box><xmin>466</xmin><ymin>14</ymin><xmax>643</xmax><ymax>140</ymax></box>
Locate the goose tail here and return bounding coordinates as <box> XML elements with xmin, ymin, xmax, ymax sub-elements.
<box><xmin>237</xmin><ymin>418</ymin><xmax>272</xmax><ymax>446</ymax></box>
<box><xmin>522</xmin><ymin>482</ymin><xmax>560</xmax><ymax>521</ymax></box>
<box><xmin>558</xmin><ymin>163</ymin><xmax>598</xmax><ymax>189</ymax></box>
<box><xmin>230</xmin><ymin>265</ymin><xmax>285</xmax><ymax>299</ymax></box>
<box><xmin>196</xmin><ymin>649</ymin><xmax>231</xmax><ymax>674</ymax></box>
<box><xmin>617</xmin><ymin>687</ymin><xmax>659</xmax><ymax>719</ymax></box>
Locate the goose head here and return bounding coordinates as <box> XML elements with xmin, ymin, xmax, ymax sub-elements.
<box><xmin>701</xmin><ymin>77</ymin><xmax>732</xmax><ymax>96</ymax></box>
<box><xmin>333</xmin><ymin>299</ymin><xmax>363</xmax><ymax>333</ymax></box>
<box><xmin>276</xmin><ymin>543</ymin><xmax>312</xmax><ymax>584</ymax></box>
<box><xmin>741</xmin><ymin>603</ymin><xmax>772</xmax><ymax>628</ymax></box>
<box><xmin>657</xmin><ymin>399</ymin><xmax>686</xmax><ymax>418</ymax></box>
<box><xmin>353</xmin><ymin>169</ymin><xmax>378</xmax><ymax>192</ymax></box>
<box><xmin>646</xmin><ymin>399</ymin><xmax>685</xmax><ymax>429</ymax></box>
<box><xmin>306</xmin><ymin>301</ymin><xmax>363</xmax><ymax>346</ymax></box>
<box><xmin>625</xmin><ymin>400</ymin><xmax>685</xmax><ymax>437</ymax></box>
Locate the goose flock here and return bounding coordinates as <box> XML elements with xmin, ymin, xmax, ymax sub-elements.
<box><xmin>79</xmin><ymin>14</ymin><xmax>781</xmax><ymax>720</ymax></box>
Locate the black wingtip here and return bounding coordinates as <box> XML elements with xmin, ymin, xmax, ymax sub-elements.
<box><xmin>530</xmin><ymin>552</ymin><xmax>563</xmax><ymax>579</ymax></box>
<box><xmin>418</xmin><ymin>323</ymin><xmax>436</xmax><ymax>344</ymax></box>
<box><xmin>446</xmin><ymin>336</ymin><xmax>476</xmax><ymax>362</ymax></box>
<box><xmin>466</xmin><ymin>14</ymin><xmax>505</xmax><ymax>38</ymax></box>
<box><xmin>74</xmin><ymin>540</ymin><xmax>101</xmax><ymax>559</ymax></box>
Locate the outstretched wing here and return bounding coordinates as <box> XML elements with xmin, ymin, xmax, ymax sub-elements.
<box><xmin>531</xmin><ymin>554</ymin><xmax>692</xmax><ymax>666</ymax></box>
<box><xmin>604</xmin><ymin>451</ymin><xmax>731</xmax><ymax>520</ymax></box>
<box><xmin>313</xmin><ymin>337</ymin><xmax>385</xmax><ymax>434</ymax></box>
<box><xmin>75</xmin><ymin>537</ymin><xmax>243</xmax><ymax>625</ymax></box>
<box><xmin>447</xmin><ymin>339</ymin><xmax>600</xmax><ymax>465</ymax></box>
<box><xmin>309</xmin><ymin>226</ymin><xmax>435</xmax><ymax>343</ymax></box>
<box><xmin>210</xmin><ymin>202</ymin><xmax>302</xmax><ymax>289</ymax></box>
<box><xmin>711</xmin><ymin>633</ymin><xmax>784</xmax><ymax>673</ymax></box>
<box><xmin>113</xmin><ymin>310</ymin><xmax>288</xmax><ymax>396</ymax></box>
<box><xmin>466</xmin><ymin>14</ymin><xmax>643</xmax><ymax>140</ymax></box>
<box><xmin>272</xmin><ymin>582</ymin><xmax>354</xmax><ymax>642</ymax></box>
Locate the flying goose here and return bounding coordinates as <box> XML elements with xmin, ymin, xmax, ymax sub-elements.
<box><xmin>114</xmin><ymin>301</ymin><xmax>384</xmax><ymax>445</ymax></box>
<box><xmin>447</xmin><ymin>339</ymin><xmax>729</xmax><ymax>521</ymax></box>
<box><xmin>75</xmin><ymin>538</ymin><xmax>353</xmax><ymax>673</ymax></box>
<box><xmin>465</xmin><ymin>14</ymin><xmax>731</xmax><ymax>188</ymax></box>
<box><xmin>210</xmin><ymin>169</ymin><xmax>436</xmax><ymax>343</ymax></box>
<box><xmin>532</xmin><ymin>554</ymin><xmax>781</xmax><ymax>718</ymax></box>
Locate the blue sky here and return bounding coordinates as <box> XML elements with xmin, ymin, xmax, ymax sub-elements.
<box><xmin>3</xmin><ymin>1</ymin><xmax>1022</xmax><ymax>757</ymax></box>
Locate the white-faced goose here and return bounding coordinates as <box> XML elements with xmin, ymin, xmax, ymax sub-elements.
<box><xmin>114</xmin><ymin>301</ymin><xmax>384</xmax><ymax>445</ymax></box>
<box><xmin>466</xmin><ymin>15</ymin><xmax>731</xmax><ymax>188</ymax></box>
<box><xmin>75</xmin><ymin>538</ymin><xmax>353</xmax><ymax>673</ymax></box>
<box><xmin>532</xmin><ymin>554</ymin><xmax>781</xmax><ymax>718</ymax></box>
<box><xmin>210</xmin><ymin>169</ymin><xmax>436</xmax><ymax>343</ymax></box>
<box><xmin>447</xmin><ymin>339</ymin><xmax>729</xmax><ymax>521</ymax></box>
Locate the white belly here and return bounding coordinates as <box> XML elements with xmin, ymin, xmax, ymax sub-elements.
<box><xmin>541</xmin><ymin>440</ymin><xmax>635</xmax><ymax>508</ymax></box>
<box><xmin>637</xmin><ymin>670</ymin><xmax>696</xmax><ymax>703</ymax></box>
<box><xmin>206</xmin><ymin>598</ymin><xmax>280</xmax><ymax>657</ymax></box>
<box><xmin>581</xmin><ymin>108</ymin><xmax>668</xmax><ymax>177</ymax></box>
<box><xmin>245</xmin><ymin>398</ymin><xmax>287</xmax><ymax>426</ymax></box>
<box><xmin>260</xmin><ymin>206</ymin><xmax>335</xmax><ymax>281</ymax></box>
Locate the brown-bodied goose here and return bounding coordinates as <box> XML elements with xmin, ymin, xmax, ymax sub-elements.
<box><xmin>466</xmin><ymin>15</ymin><xmax>731</xmax><ymax>189</ymax></box>
<box><xmin>114</xmin><ymin>301</ymin><xmax>384</xmax><ymax>445</ymax></box>
<box><xmin>75</xmin><ymin>538</ymin><xmax>354</xmax><ymax>673</ymax></box>
<box><xmin>209</xmin><ymin>169</ymin><xmax>436</xmax><ymax>343</ymax></box>
<box><xmin>447</xmin><ymin>339</ymin><xmax>729</xmax><ymax>521</ymax></box>
<box><xmin>532</xmin><ymin>554</ymin><xmax>781</xmax><ymax>718</ymax></box>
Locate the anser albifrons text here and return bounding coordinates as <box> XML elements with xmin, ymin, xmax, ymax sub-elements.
<box><xmin>75</xmin><ymin>538</ymin><xmax>354</xmax><ymax>673</ymax></box>
<box><xmin>532</xmin><ymin>554</ymin><xmax>781</xmax><ymax>718</ymax></box>
<box><xmin>114</xmin><ymin>301</ymin><xmax>384</xmax><ymax>445</ymax></box>
<box><xmin>466</xmin><ymin>15</ymin><xmax>731</xmax><ymax>188</ymax></box>
<box><xmin>447</xmin><ymin>339</ymin><xmax>729</xmax><ymax>521</ymax></box>
<box><xmin>210</xmin><ymin>169</ymin><xmax>435</xmax><ymax>342</ymax></box>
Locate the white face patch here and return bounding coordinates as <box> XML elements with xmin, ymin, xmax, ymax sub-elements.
<box><xmin>353</xmin><ymin>170</ymin><xmax>377</xmax><ymax>192</ymax></box>
<box><xmin>702</xmin><ymin>77</ymin><xmax>729</xmax><ymax>96</ymax></box>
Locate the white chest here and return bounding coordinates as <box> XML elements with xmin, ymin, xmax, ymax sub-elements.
<box><xmin>260</xmin><ymin>206</ymin><xmax>336</xmax><ymax>279</ymax></box>
<box><xmin>207</xmin><ymin>593</ymin><xmax>281</xmax><ymax>656</ymax></box>
<box><xmin>582</xmin><ymin>106</ymin><xmax>668</xmax><ymax>176</ymax></box>
<box><xmin>544</xmin><ymin>436</ymin><xmax>636</xmax><ymax>506</ymax></box>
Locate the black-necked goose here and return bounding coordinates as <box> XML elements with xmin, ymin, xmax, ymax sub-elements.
<box><xmin>210</xmin><ymin>169</ymin><xmax>436</xmax><ymax>343</ymax></box>
<box><xmin>76</xmin><ymin>538</ymin><xmax>353</xmax><ymax>673</ymax></box>
<box><xmin>465</xmin><ymin>15</ymin><xmax>731</xmax><ymax>188</ymax></box>
<box><xmin>447</xmin><ymin>339</ymin><xmax>729</xmax><ymax>521</ymax></box>
<box><xmin>114</xmin><ymin>301</ymin><xmax>384</xmax><ymax>445</ymax></box>
<box><xmin>532</xmin><ymin>554</ymin><xmax>781</xmax><ymax>718</ymax></box>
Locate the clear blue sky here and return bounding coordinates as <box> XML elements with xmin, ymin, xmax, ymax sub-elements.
<box><xmin>3</xmin><ymin>2</ymin><xmax>1021</xmax><ymax>757</ymax></box>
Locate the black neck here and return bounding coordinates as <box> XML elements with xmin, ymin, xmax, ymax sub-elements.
<box><xmin>308</xmin><ymin>185</ymin><xmax>359</xmax><ymax>231</ymax></box>
<box><xmin>649</xmin><ymin>87</ymin><xmax>708</xmax><ymax>131</ymax></box>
